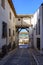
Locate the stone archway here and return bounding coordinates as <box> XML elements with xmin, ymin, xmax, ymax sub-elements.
<box><xmin>15</xmin><ymin>17</ymin><xmax>33</xmax><ymax>48</ymax></box>
<box><xmin>15</xmin><ymin>27</ymin><xmax>32</xmax><ymax>48</ymax></box>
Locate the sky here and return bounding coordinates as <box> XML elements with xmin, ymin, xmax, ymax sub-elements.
<box><xmin>12</xmin><ymin>0</ymin><xmax>43</xmax><ymax>32</ymax></box>
<box><xmin>12</xmin><ymin>0</ymin><xmax>43</xmax><ymax>14</ymax></box>
<box><xmin>19</xmin><ymin>29</ymin><xmax>28</xmax><ymax>32</ymax></box>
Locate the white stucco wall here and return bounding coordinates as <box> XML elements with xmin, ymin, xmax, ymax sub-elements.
<box><xmin>0</xmin><ymin>0</ymin><xmax>16</xmax><ymax>48</ymax></box>
<box><xmin>31</xmin><ymin>5</ymin><xmax>43</xmax><ymax>50</ymax></box>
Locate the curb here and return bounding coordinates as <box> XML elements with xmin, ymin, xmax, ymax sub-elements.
<box><xmin>32</xmin><ymin>53</ymin><xmax>39</xmax><ymax>65</ymax></box>
<box><xmin>0</xmin><ymin>48</ymin><xmax>17</xmax><ymax>65</ymax></box>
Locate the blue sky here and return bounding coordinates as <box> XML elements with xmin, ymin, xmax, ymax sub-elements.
<box><xmin>19</xmin><ymin>29</ymin><xmax>28</xmax><ymax>32</ymax></box>
<box><xmin>12</xmin><ymin>0</ymin><xmax>43</xmax><ymax>14</ymax></box>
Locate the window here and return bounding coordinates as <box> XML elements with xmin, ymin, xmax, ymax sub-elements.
<box><xmin>9</xmin><ymin>29</ymin><xmax>11</xmax><ymax>36</ymax></box>
<box><xmin>10</xmin><ymin>12</ymin><xmax>11</xmax><ymax>19</ymax></box>
<box><xmin>38</xmin><ymin>19</ymin><xmax>40</xmax><ymax>34</ymax></box>
<box><xmin>36</xmin><ymin>19</ymin><xmax>40</xmax><ymax>35</ymax></box>
<box><xmin>18</xmin><ymin>18</ymin><xmax>20</xmax><ymax>21</ymax></box>
<box><xmin>36</xmin><ymin>24</ymin><xmax>37</xmax><ymax>35</ymax></box>
<box><xmin>2</xmin><ymin>22</ymin><xmax>7</xmax><ymax>38</ymax></box>
<box><xmin>13</xmin><ymin>30</ymin><xmax>14</xmax><ymax>36</ymax></box>
<box><xmin>1</xmin><ymin>0</ymin><xmax>5</xmax><ymax>9</ymax></box>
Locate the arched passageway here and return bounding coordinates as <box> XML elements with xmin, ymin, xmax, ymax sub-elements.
<box><xmin>16</xmin><ymin>27</ymin><xmax>32</xmax><ymax>48</ymax></box>
<box><xmin>15</xmin><ymin>17</ymin><xmax>33</xmax><ymax>48</ymax></box>
<box><xmin>19</xmin><ymin>29</ymin><xmax>31</xmax><ymax>48</ymax></box>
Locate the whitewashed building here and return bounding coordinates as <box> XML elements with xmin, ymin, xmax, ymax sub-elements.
<box><xmin>0</xmin><ymin>0</ymin><xmax>17</xmax><ymax>52</ymax></box>
<box><xmin>31</xmin><ymin>4</ymin><xmax>43</xmax><ymax>53</ymax></box>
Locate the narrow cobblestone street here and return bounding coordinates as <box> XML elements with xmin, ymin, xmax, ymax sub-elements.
<box><xmin>3</xmin><ymin>48</ymin><xmax>36</xmax><ymax>65</ymax></box>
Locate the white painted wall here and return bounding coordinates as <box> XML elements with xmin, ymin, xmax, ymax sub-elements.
<box><xmin>0</xmin><ymin>0</ymin><xmax>16</xmax><ymax>49</ymax></box>
<box><xmin>31</xmin><ymin>5</ymin><xmax>43</xmax><ymax>51</ymax></box>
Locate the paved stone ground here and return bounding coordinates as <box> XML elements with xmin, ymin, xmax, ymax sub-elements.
<box><xmin>30</xmin><ymin>49</ymin><xmax>43</xmax><ymax>65</ymax></box>
<box><xmin>3</xmin><ymin>48</ymin><xmax>37</xmax><ymax>65</ymax></box>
